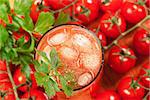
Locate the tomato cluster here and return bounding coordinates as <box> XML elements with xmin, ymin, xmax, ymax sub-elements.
<box><xmin>0</xmin><ymin>0</ymin><xmax>149</xmax><ymax>100</ymax></box>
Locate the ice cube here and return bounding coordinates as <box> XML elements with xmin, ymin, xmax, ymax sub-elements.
<box><xmin>78</xmin><ymin>72</ymin><xmax>93</xmax><ymax>86</ymax></box>
<box><xmin>80</xmin><ymin>54</ymin><xmax>100</xmax><ymax>71</ymax></box>
<box><xmin>47</xmin><ymin>32</ymin><xmax>68</xmax><ymax>46</ymax></box>
<box><xmin>72</xmin><ymin>34</ymin><xmax>92</xmax><ymax>51</ymax></box>
<box><xmin>59</xmin><ymin>46</ymin><xmax>78</xmax><ymax>60</ymax></box>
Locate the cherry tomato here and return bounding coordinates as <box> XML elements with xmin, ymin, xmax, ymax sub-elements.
<box><xmin>133</xmin><ymin>28</ymin><xmax>150</xmax><ymax>56</ymax></box>
<box><xmin>0</xmin><ymin>82</ymin><xmax>13</xmax><ymax>92</ymax></box>
<box><xmin>13</xmin><ymin>67</ymin><xmax>37</xmax><ymax>92</ymax></box>
<box><xmin>146</xmin><ymin>0</ymin><xmax>150</xmax><ymax>7</ymax></box>
<box><xmin>99</xmin><ymin>0</ymin><xmax>123</xmax><ymax>12</ymax></box>
<box><xmin>0</xmin><ymin>60</ymin><xmax>7</xmax><ymax>71</ymax></box>
<box><xmin>95</xmin><ymin>90</ymin><xmax>120</xmax><ymax>100</ymax></box>
<box><xmin>108</xmin><ymin>45</ymin><xmax>136</xmax><ymax>73</ymax></box>
<box><xmin>13</xmin><ymin>68</ymin><xmax>27</xmax><ymax>92</ymax></box>
<box><xmin>117</xmin><ymin>77</ymin><xmax>145</xmax><ymax>99</ymax></box>
<box><xmin>72</xmin><ymin>0</ymin><xmax>99</xmax><ymax>24</ymax></box>
<box><xmin>43</xmin><ymin>0</ymin><xmax>74</xmax><ymax>10</ymax></box>
<box><xmin>139</xmin><ymin>62</ymin><xmax>150</xmax><ymax>88</ymax></box>
<box><xmin>99</xmin><ymin>12</ymin><xmax>126</xmax><ymax>38</ymax></box>
<box><xmin>21</xmin><ymin>89</ymin><xmax>48</xmax><ymax>100</ymax></box>
<box><xmin>0</xmin><ymin>73</ymin><xmax>9</xmax><ymax>81</ymax></box>
<box><xmin>121</xmin><ymin>2</ymin><xmax>147</xmax><ymax>24</ymax></box>
<box><xmin>90</xmin><ymin>28</ymin><xmax>107</xmax><ymax>46</ymax></box>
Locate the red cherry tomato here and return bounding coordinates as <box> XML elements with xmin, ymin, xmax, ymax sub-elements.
<box><xmin>0</xmin><ymin>60</ymin><xmax>7</xmax><ymax>71</ymax></box>
<box><xmin>0</xmin><ymin>93</ymin><xmax>15</xmax><ymax>100</ymax></box>
<box><xmin>21</xmin><ymin>89</ymin><xmax>48</xmax><ymax>100</ymax></box>
<box><xmin>99</xmin><ymin>12</ymin><xmax>126</xmax><ymax>38</ymax></box>
<box><xmin>108</xmin><ymin>46</ymin><xmax>136</xmax><ymax>73</ymax></box>
<box><xmin>117</xmin><ymin>77</ymin><xmax>145</xmax><ymax>99</ymax></box>
<box><xmin>0</xmin><ymin>73</ymin><xmax>9</xmax><ymax>81</ymax></box>
<box><xmin>43</xmin><ymin>0</ymin><xmax>74</xmax><ymax>10</ymax></box>
<box><xmin>13</xmin><ymin>67</ymin><xmax>37</xmax><ymax>92</ymax></box>
<box><xmin>72</xmin><ymin>0</ymin><xmax>99</xmax><ymax>24</ymax></box>
<box><xmin>99</xmin><ymin>0</ymin><xmax>123</xmax><ymax>12</ymax></box>
<box><xmin>95</xmin><ymin>90</ymin><xmax>120</xmax><ymax>100</ymax></box>
<box><xmin>133</xmin><ymin>28</ymin><xmax>150</xmax><ymax>56</ymax></box>
<box><xmin>90</xmin><ymin>28</ymin><xmax>107</xmax><ymax>46</ymax></box>
<box><xmin>139</xmin><ymin>62</ymin><xmax>150</xmax><ymax>88</ymax></box>
<box><xmin>13</xmin><ymin>68</ymin><xmax>27</xmax><ymax>92</ymax></box>
<box><xmin>146</xmin><ymin>0</ymin><xmax>150</xmax><ymax>7</ymax></box>
<box><xmin>121</xmin><ymin>2</ymin><xmax>147</xmax><ymax>24</ymax></box>
<box><xmin>0</xmin><ymin>82</ymin><xmax>13</xmax><ymax>92</ymax></box>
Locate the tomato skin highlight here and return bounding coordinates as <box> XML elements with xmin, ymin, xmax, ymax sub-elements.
<box><xmin>99</xmin><ymin>0</ymin><xmax>123</xmax><ymax>12</ymax></box>
<box><xmin>108</xmin><ymin>46</ymin><xmax>136</xmax><ymax>73</ymax></box>
<box><xmin>117</xmin><ymin>77</ymin><xmax>145</xmax><ymax>99</ymax></box>
<box><xmin>133</xmin><ymin>28</ymin><xmax>150</xmax><ymax>56</ymax></box>
<box><xmin>121</xmin><ymin>2</ymin><xmax>147</xmax><ymax>24</ymax></box>
<box><xmin>99</xmin><ymin>12</ymin><xmax>126</xmax><ymax>38</ymax></box>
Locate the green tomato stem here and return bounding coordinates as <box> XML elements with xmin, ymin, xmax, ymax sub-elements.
<box><xmin>6</xmin><ymin>62</ymin><xmax>20</xmax><ymax>100</ymax></box>
<box><xmin>15</xmin><ymin>36</ymin><xmax>35</xmax><ymax>53</ymax></box>
<box><xmin>104</xmin><ymin>15</ymin><xmax>150</xmax><ymax>50</ymax></box>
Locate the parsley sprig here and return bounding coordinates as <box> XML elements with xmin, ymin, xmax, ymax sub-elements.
<box><xmin>33</xmin><ymin>48</ymin><xmax>73</xmax><ymax>97</ymax></box>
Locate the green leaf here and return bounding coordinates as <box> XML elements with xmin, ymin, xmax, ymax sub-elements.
<box><xmin>13</xmin><ymin>13</ymin><xmax>34</xmax><ymax>33</ymax></box>
<box><xmin>0</xmin><ymin>0</ymin><xmax>9</xmax><ymax>5</ymax></box>
<box><xmin>55</xmin><ymin>12</ymin><xmax>70</xmax><ymax>26</ymax></box>
<box><xmin>36</xmin><ymin>50</ymin><xmax>51</xmax><ymax>64</ymax></box>
<box><xmin>59</xmin><ymin>75</ymin><xmax>73</xmax><ymax>96</ymax></box>
<box><xmin>14</xmin><ymin>0</ymin><xmax>32</xmax><ymax>15</ymax></box>
<box><xmin>0</xmin><ymin>3</ymin><xmax>8</xmax><ymax>23</ymax></box>
<box><xmin>35</xmin><ymin>72</ymin><xmax>47</xmax><ymax>86</ymax></box>
<box><xmin>34</xmin><ymin>12</ymin><xmax>55</xmax><ymax>34</ymax></box>
<box><xmin>34</xmin><ymin>61</ymin><xmax>49</xmax><ymax>74</ymax></box>
<box><xmin>50</xmin><ymin>48</ymin><xmax>61</xmax><ymax>69</ymax></box>
<box><xmin>43</xmin><ymin>81</ymin><xmax>56</xmax><ymax>97</ymax></box>
<box><xmin>21</xmin><ymin>64</ymin><xmax>31</xmax><ymax>80</ymax></box>
<box><xmin>6</xmin><ymin>20</ymin><xmax>20</xmax><ymax>31</ymax></box>
<box><xmin>0</xmin><ymin>25</ymin><xmax>9</xmax><ymax>49</ymax></box>
<box><xmin>16</xmin><ymin>36</ymin><xmax>25</xmax><ymax>47</ymax></box>
<box><xmin>49</xmin><ymin>77</ymin><xmax>60</xmax><ymax>92</ymax></box>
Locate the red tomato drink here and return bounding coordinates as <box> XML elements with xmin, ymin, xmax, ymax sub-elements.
<box><xmin>36</xmin><ymin>25</ymin><xmax>104</xmax><ymax>99</ymax></box>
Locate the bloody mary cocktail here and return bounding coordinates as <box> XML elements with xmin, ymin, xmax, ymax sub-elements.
<box><xmin>35</xmin><ymin>25</ymin><xmax>104</xmax><ymax>99</ymax></box>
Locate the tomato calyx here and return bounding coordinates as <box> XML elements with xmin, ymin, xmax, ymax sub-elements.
<box><xmin>129</xmin><ymin>78</ymin><xmax>139</xmax><ymax>90</ymax></box>
<box><xmin>141</xmin><ymin>68</ymin><xmax>150</xmax><ymax>77</ymax></box>
<box><xmin>103</xmin><ymin>15</ymin><xmax>120</xmax><ymax>30</ymax></box>
<box><xmin>112</xmin><ymin>47</ymin><xmax>136</xmax><ymax>61</ymax></box>
<box><xmin>141</xmin><ymin>34</ymin><xmax>150</xmax><ymax>43</ymax></box>
<box><xmin>79</xmin><ymin>6</ymin><xmax>91</xmax><ymax>17</ymax></box>
<box><xmin>0</xmin><ymin>91</ymin><xmax>6</xmax><ymax>98</ymax></box>
<box><xmin>135</xmin><ymin>0</ymin><xmax>146</xmax><ymax>6</ymax></box>
<box><xmin>102</xmin><ymin>0</ymin><xmax>110</xmax><ymax>4</ymax></box>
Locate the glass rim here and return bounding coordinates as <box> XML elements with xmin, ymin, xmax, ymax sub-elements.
<box><xmin>35</xmin><ymin>24</ymin><xmax>104</xmax><ymax>92</ymax></box>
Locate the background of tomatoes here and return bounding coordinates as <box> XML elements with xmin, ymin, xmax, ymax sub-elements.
<box><xmin>0</xmin><ymin>0</ymin><xmax>149</xmax><ymax>100</ymax></box>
